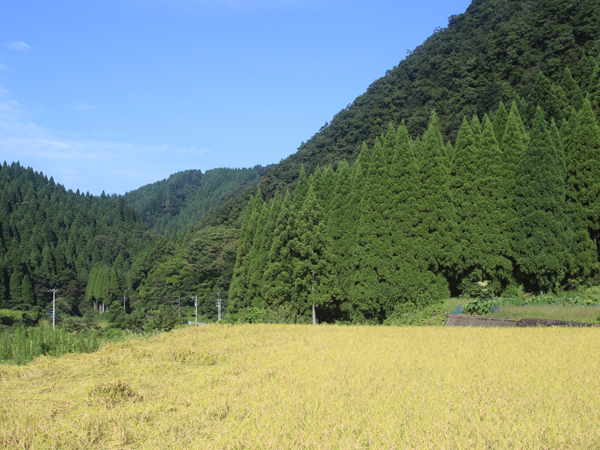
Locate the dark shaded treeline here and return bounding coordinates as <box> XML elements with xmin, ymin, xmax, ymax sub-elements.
<box><xmin>230</xmin><ymin>77</ymin><xmax>600</xmax><ymax>322</ymax></box>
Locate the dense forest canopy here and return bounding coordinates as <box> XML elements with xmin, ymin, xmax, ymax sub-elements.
<box><xmin>261</xmin><ymin>0</ymin><xmax>600</xmax><ymax>195</ymax></box>
<box><xmin>0</xmin><ymin>162</ymin><xmax>152</xmax><ymax>317</ymax></box>
<box><xmin>3</xmin><ymin>0</ymin><xmax>600</xmax><ymax>329</ymax></box>
<box><xmin>124</xmin><ymin>166</ymin><xmax>266</xmax><ymax>235</ymax></box>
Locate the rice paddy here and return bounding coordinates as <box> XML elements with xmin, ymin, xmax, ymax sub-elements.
<box><xmin>1</xmin><ymin>324</ymin><xmax>600</xmax><ymax>449</ymax></box>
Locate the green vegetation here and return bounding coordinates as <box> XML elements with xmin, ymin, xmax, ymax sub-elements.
<box><xmin>489</xmin><ymin>305</ymin><xmax>600</xmax><ymax>323</ymax></box>
<box><xmin>124</xmin><ymin>166</ymin><xmax>265</xmax><ymax>235</ymax></box>
<box><xmin>262</xmin><ymin>0</ymin><xmax>600</xmax><ymax>195</ymax></box>
<box><xmin>0</xmin><ymin>162</ymin><xmax>151</xmax><ymax>315</ymax></box>
<box><xmin>5</xmin><ymin>0</ymin><xmax>600</xmax><ymax>333</ymax></box>
<box><xmin>0</xmin><ymin>325</ymin><xmax>99</xmax><ymax>365</ymax></box>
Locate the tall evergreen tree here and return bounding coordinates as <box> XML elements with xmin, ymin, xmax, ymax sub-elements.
<box><xmin>293</xmin><ymin>166</ymin><xmax>309</xmax><ymax>209</ymax></box>
<box><xmin>526</xmin><ymin>72</ymin><xmax>564</xmax><ymax>126</ymax></box>
<box><xmin>292</xmin><ymin>185</ymin><xmax>339</xmax><ymax>323</ymax></box>
<box><xmin>328</xmin><ymin>161</ymin><xmax>354</xmax><ymax>302</ymax></box>
<box><xmin>471</xmin><ymin>114</ymin><xmax>482</xmax><ymax>147</ymax></box>
<box><xmin>513</xmin><ymin>108</ymin><xmax>571</xmax><ymax>291</ymax></box>
<box><xmin>247</xmin><ymin>193</ymin><xmax>283</xmax><ymax>308</ymax></box>
<box><xmin>412</xmin><ymin>111</ymin><xmax>455</xmax><ymax>298</ymax></box>
<box><xmin>566</xmin><ymin>99</ymin><xmax>600</xmax><ymax>279</ymax></box>
<box><xmin>262</xmin><ymin>192</ymin><xmax>295</xmax><ymax>308</ymax></box>
<box><xmin>560</xmin><ymin>67</ymin><xmax>583</xmax><ymax>112</ymax></box>
<box><xmin>492</xmin><ymin>101</ymin><xmax>509</xmax><ymax>142</ymax></box>
<box><xmin>228</xmin><ymin>191</ymin><xmax>264</xmax><ymax>311</ymax></box>
<box><xmin>472</xmin><ymin>116</ymin><xmax>513</xmax><ymax>286</ymax></box>
<box><xmin>452</xmin><ymin>118</ymin><xmax>479</xmax><ymax>278</ymax></box>
<box><xmin>353</xmin><ymin>136</ymin><xmax>394</xmax><ymax>320</ymax></box>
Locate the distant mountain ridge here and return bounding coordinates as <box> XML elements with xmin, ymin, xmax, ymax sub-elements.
<box><xmin>124</xmin><ymin>166</ymin><xmax>266</xmax><ymax>235</ymax></box>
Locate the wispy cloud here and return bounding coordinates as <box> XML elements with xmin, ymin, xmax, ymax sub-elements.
<box><xmin>74</xmin><ymin>103</ymin><xmax>96</xmax><ymax>111</ymax></box>
<box><xmin>0</xmin><ymin>85</ymin><xmax>210</xmax><ymax>195</ymax></box>
<box><xmin>4</xmin><ymin>41</ymin><xmax>31</xmax><ymax>51</ymax></box>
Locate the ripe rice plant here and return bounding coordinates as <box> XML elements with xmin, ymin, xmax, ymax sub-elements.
<box><xmin>1</xmin><ymin>324</ymin><xmax>600</xmax><ymax>449</ymax></box>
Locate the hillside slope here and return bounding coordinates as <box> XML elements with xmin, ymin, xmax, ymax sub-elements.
<box><xmin>0</xmin><ymin>162</ymin><xmax>152</xmax><ymax>314</ymax></box>
<box><xmin>124</xmin><ymin>166</ymin><xmax>265</xmax><ymax>235</ymax></box>
<box><xmin>262</xmin><ymin>0</ymin><xmax>600</xmax><ymax>193</ymax></box>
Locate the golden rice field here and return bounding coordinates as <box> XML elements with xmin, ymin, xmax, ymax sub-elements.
<box><xmin>1</xmin><ymin>324</ymin><xmax>600</xmax><ymax>449</ymax></box>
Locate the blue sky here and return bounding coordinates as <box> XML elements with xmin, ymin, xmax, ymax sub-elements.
<box><xmin>1</xmin><ymin>0</ymin><xmax>472</xmax><ymax>195</ymax></box>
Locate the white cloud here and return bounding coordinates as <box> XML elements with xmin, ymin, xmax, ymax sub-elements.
<box><xmin>4</xmin><ymin>41</ymin><xmax>31</xmax><ymax>51</ymax></box>
<box><xmin>74</xmin><ymin>103</ymin><xmax>96</xmax><ymax>111</ymax></box>
<box><xmin>0</xmin><ymin>84</ymin><xmax>209</xmax><ymax>195</ymax></box>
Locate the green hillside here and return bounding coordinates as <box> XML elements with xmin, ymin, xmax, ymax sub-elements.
<box><xmin>0</xmin><ymin>162</ymin><xmax>153</xmax><ymax>317</ymax></box>
<box><xmin>124</xmin><ymin>166</ymin><xmax>265</xmax><ymax>235</ymax></box>
<box><xmin>262</xmin><ymin>0</ymin><xmax>600</xmax><ymax>194</ymax></box>
<box><xmin>4</xmin><ymin>0</ymin><xmax>600</xmax><ymax>333</ymax></box>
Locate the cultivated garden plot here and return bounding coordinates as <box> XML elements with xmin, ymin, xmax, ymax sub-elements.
<box><xmin>1</xmin><ymin>324</ymin><xmax>599</xmax><ymax>449</ymax></box>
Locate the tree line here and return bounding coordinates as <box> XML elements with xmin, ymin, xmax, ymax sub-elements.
<box><xmin>229</xmin><ymin>64</ymin><xmax>600</xmax><ymax>323</ymax></box>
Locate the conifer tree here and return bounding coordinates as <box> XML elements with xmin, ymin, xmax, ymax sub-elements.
<box><xmin>328</xmin><ymin>161</ymin><xmax>354</xmax><ymax>302</ymax></box>
<box><xmin>262</xmin><ymin>192</ymin><xmax>295</xmax><ymax>308</ymax></box>
<box><xmin>9</xmin><ymin>268</ymin><xmax>21</xmax><ymax>305</ymax></box>
<box><xmin>244</xmin><ymin>200</ymin><xmax>269</xmax><ymax>306</ymax></box>
<box><xmin>388</xmin><ymin>120</ymin><xmax>434</xmax><ymax>307</ymax></box>
<box><xmin>493</xmin><ymin>101</ymin><xmax>509</xmax><ymax>142</ymax></box>
<box><xmin>513</xmin><ymin>108</ymin><xmax>571</xmax><ymax>291</ymax></box>
<box><xmin>452</xmin><ymin>117</ymin><xmax>479</xmax><ymax>277</ymax></box>
<box><xmin>228</xmin><ymin>191</ymin><xmax>264</xmax><ymax>311</ymax></box>
<box><xmin>566</xmin><ymin>99</ymin><xmax>600</xmax><ymax>278</ymax></box>
<box><xmin>561</xmin><ymin>67</ymin><xmax>583</xmax><ymax>111</ymax></box>
<box><xmin>292</xmin><ymin>185</ymin><xmax>339</xmax><ymax>323</ymax></box>
<box><xmin>552</xmin><ymin>84</ymin><xmax>571</xmax><ymax>121</ymax></box>
<box><xmin>501</xmin><ymin>102</ymin><xmax>528</xmax><ymax>172</ymax></box>
<box><xmin>470</xmin><ymin>114</ymin><xmax>482</xmax><ymax>147</ymax></box>
<box><xmin>356</xmin><ymin>142</ymin><xmax>371</xmax><ymax>171</ymax></box>
<box><xmin>353</xmin><ymin>136</ymin><xmax>394</xmax><ymax>320</ymax></box>
<box><xmin>526</xmin><ymin>72</ymin><xmax>564</xmax><ymax>126</ymax></box>
<box><xmin>581</xmin><ymin>57</ymin><xmax>597</xmax><ymax>95</ymax></box>
<box><xmin>319</xmin><ymin>165</ymin><xmax>335</xmax><ymax>211</ymax></box>
<box><xmin>560</xmin><ymin>107</ymin><xmax>579</xmax><ymax>152</ymax></box>
<box><xmin>577</xmin><ymin>55</ymin><xmax>590</xmax><ymax>86</ymax></box>
<box><xmin>472</xmin><ymin>116</ymin><xmax>514</xmax><ymax>286</ymax></box>
<box><xmin>550</xmin><ymin>118</ymin><xmax>566</xmax><ymax>178</ymax></box>
<box><xmin>293</xmin><ymin>167</ymin><xmax>309</xmax><ymax>209</ymax></box>
<box><xmin>587</xmin><ymin>69</ymin><xmax>600</xmax><ymax>120</ymax></box>
<box><xmin>247</xmin><ymin>193</ymin><xmax>283</xmax><ymax>308</ymax></box>
<box><xmin>412</xmin><ymin>111</ymin><xmax>455</xmax><ymax>298</ymax></box>
<box><xmin>20</xmin><ymin>274</ymin><xmax>34</xmax><ymax>306</ymax></box>
<box><xmin>382</xmin><ymin>122</ymin><xmax>398</xmax><ymax>165</ymax></box>
<box><xmin>408</xmin><ymin>137</ymin><xmax>420</xmax><ymax>160</ymax></box>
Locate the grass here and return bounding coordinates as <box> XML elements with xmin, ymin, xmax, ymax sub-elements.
<box><xmin>488</xmin><ymin>305</ymin><xmax>600</xmax><ymax>323</ymax></box>
<box><xmin>2</xmin><ymin>324</ymin><xmax>600</xmax><ymax>448</ymax></box>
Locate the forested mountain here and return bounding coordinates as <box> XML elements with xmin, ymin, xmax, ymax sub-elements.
<box><xmin>0</xmin><ymin>162</ymin><xmax>153</xmax><ymax>316</ymax></box>
<box><xmin>124</xmin><ymin>166</ymin><xmax>265</xmax><ymax>235</ymax></box>
<box><xmin>231</xmin><ymin>91</ymin><xmax>600</xmax><ymax>322</ymax></box>
<box><xmin>4</xmin><ymin>0</ymin><xmax>600</xmax><ymax>328</ymax></box>
<box><xmin>261</xmin><ymin>0</ymin><xmax>600</xmax><ymax>195</ymax></box>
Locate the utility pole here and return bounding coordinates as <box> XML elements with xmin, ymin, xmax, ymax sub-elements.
<box><xmin>123</xmin><ymin>294</ymin><xmax>127</xmax><ymax>311</ymax></box>
<box><xmin>216</xmin><ymin>292</ymin><xmax>221</xmax><ymax>321</ymax></box>
<box><xmin>190</xmin><ymin>296</ymin><xmax>198</xmax><ymax>324</ymax></box>
<box><xmin>178</xmin><ymin>296</ymin><xmax>181</xmax><ymax>317</ymax></box>
<box><xmin>48</xmin><ymin>289</ymin><xmax>58</xmax><ymax>331</ymax></box>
